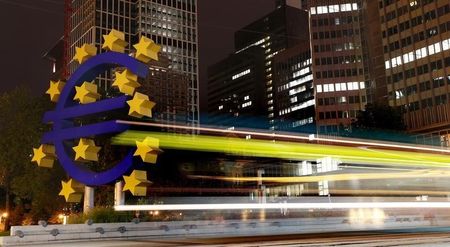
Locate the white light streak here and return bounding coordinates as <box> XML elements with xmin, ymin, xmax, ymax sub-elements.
<box><xmin>116</xmin><ymin>202</ymin><xmax>450</xmax><ymax>211</ymax></box>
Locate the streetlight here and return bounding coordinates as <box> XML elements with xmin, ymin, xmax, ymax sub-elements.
<box><xmin>58</xmin><ymin>214</ymin><xmax>68</xmax><ymax>225</ymax></box>
<box><xmin>0</xmin><ymin>212</ymin><xmax>8</xmax><ymax>231</ymax></box>
<box><xmin>0</xmin><ymin>212</ymin><xmax>8</xmax><ymax>223</ymax></box>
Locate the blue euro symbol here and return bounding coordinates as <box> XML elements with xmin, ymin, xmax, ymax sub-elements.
<box><xmin>41</xmin><ymin>52</ymin><xmax>148</xmax><ymax>186</ymax></box>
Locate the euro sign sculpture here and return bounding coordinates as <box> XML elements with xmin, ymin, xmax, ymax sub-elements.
<box><xmin>41</xmin><ymin>51</ymin><xmax>149</xmax><ymax>186</ymax></box>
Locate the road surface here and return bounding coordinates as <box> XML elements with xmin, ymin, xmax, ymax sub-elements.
<box><xmin>41</xmin><ymin>231</ymin><xmax>450</xmax><ymax>247</ymax></box>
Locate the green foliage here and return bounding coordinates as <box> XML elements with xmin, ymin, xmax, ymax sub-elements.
<box><xmin>0</xmin><ymin>86</ymin><xmax>65</xmax><ymax>224</ymax></box>
<box><xmin>67</xmin><ymin>207</ymin><xmax>134</xmax><ymax>224</ymax></box>
<box><xmin>353</xmin><ymin>103</ymin><xmax>405</xmax><ymax>131</ymax></box>
<box><xmin>342</xmin><ymin>103</ymin><xmax>418</xmax><ymax>144</ymax></box>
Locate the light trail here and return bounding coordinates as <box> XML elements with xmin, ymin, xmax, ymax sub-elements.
<box><xmin>115</xmin><ymin>202</ymin><xmax>450</xmax><ymax>211</ymax></box>
<box><xmin>328</xmin><ymin>189</ymin><xmax>450</xmax><ymax>196</ymax></box>
<box><xmin>189</xmin><ymin>169</ymin><xmax>450</xmax><ymax>183</ymax></box>
<box><xmin>116</xmin><ymin>120</ymin><xmax>450</xmax><ymax>154</ymax></box>
<box><xmin>147</xmin><ymin>188</ymin><xmax>450</xmax><ymax>196</ymax></box>
<box><xmin>144</xmin><ymin>187</ymin><xmax>450</xmax><ymax>196</ymax></box>
<box><xmin>112</xmin><ymin>131</ymin><xmax>450</xmax><ymax>167</ymax></box>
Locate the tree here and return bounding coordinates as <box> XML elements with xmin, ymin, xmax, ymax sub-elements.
<box><xmin>352</xmin><ymin>103</ymin><xmax>405</xmax><ymax>131</ymax></box>
<box><xmin>344</xmin><ymin>103</ymin><xmax>417</xmax><ymax>144</ymax></box>
<box><xmin>0</xmin><ymin>86</ymin><xmax>65</xmax><ymax>225</ymax></box>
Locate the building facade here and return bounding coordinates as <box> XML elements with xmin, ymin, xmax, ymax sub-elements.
<box><xmin>207</xmin><ymin>47</ymin><xmax>267</xmax><ymax>129</ymax></box>
<box><xmin>69</xmin><ymin>0</ymin><xmax>137</xmax><ymax>90</ymax></box>
<box><xmin>208</xmin><ymin>5</ymin><xmax>309</xmax><ymax>130</ymax></box>
<box><xmin>272</xmin><ymin>41</ymin><xmax>316</xmax><ymax>133</ymax></box>
<box><xmin>307</xmin><ymin>0</ymin><xmax>377</xmax><ymax>134</ymax></box>
<box><xmin>68</xmin><ymin>0</ymin><xmax>198</xmax><ymax>125</ymax></box>
<box><xmin>136</xmin><ymin>0</ymin><xmax>199</xmax><ymax>125</ymax></box>
<box><xmin>379</xmin><ymin>0</ymin><xmax>450</xmax><ymax>141</ymax></box>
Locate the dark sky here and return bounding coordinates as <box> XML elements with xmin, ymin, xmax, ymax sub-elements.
<box><xmin>0</xmin><ymin>0</ymin><xmax>64</xmax><ymax>95</ymax></box>
<box><xmin>0</xmin><ymin>0</ymin><xmax>275</xmax><ymax>112</ymax></box>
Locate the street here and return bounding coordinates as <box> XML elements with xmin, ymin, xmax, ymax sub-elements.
<box><xmin>41</xmin><ymin>231</ymin><xmax>450</xmax><ymax>247</ymax></box>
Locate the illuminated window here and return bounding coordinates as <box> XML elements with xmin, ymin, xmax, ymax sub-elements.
<box><xmin>324</xmin><ymin>84</ymin><xmax>334</xmax><ymax>92</ymax></box>
<box><xmin>340</xmin><ymin>3</ymin><xmax>352</xmax><ymax>11</ymax></box>
<box><xmin>290</xmin><ymin>97</ymin><xmax>297</xmax><ymax>103</ymax></box>
<box><xmin>242</xmin><ymin>101</ymin><xmax>252</xmax><ymax>108</ymax></box>
<box><xmin>316</xmin><ymin>85</ymin><xmax>323</xmax><ymax>93</ymax></box>
<box><xmin>232</xmin><ymin>69</ymin><xmax>251</xmax><ymax>80</ymax></box>
<box><xmin>317</xmin><ymin>6</ymin><xmax>328</xmax><ymax>14</ymax></box>
<box><xmin>385</xmin><ymin>61</ymin><xmax>391</xmax><ymax>69</ymax></box>
<box><xmin>359</xmin><ymin>82</ymin><xmax>365</xmax><ymax>89</ymax></box>
<box><xmin>347</xmin><ymin>82</ymin><xmax>358</xmax><ymax>90</ymax></box>
<box><xmin>335</xmin><ymin>18</ymin><xmax>340</xmax><ymax>25</ymax></box>
<box><xmin>428</xmin><ymin>44</ymin><xmax>435</xmax><ymax>55</ymax></box>
<box><xmin>443</xmin><ymin>39</ymin><xmax>450</xmax><ymax>50</ymax></box>
<box><xmin>329</xmin><ymin>4</ymin><xmax>339</xmax><ymax>13</ymax></box>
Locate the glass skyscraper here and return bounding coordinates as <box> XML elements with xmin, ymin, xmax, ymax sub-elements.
<box><xmin>68</xmin><ymin>0</ymin><xmax>199</xmax><ymax>125</ymax></box>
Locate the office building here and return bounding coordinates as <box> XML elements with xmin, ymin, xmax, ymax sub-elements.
<box><xmin>67</xmin><ymin>0</ymin><xmax>198</xmax><ymax>125</ymax></box>
<box><xmin>307</xmin><ymin>0</ymin><xmax>377</xmax><ymax>134</ymax></box>
<box><xmin>69</xmin><ymin>0</ymin><xmax>137</xmax><ymax>89</ymax></box>
<box><xmin>207</xmin><ymin>47</ymin><xmax>267</xmax><ymax>129</ymax></box>
<box><xmin>135</xmin><ymin>54</ymin><xmax>190</xmax><ymax>126</ymax></box>
<box><xmin>379</xmin><ymin>0</ymin><xmax>450</xmax><ymax>142</ymax></box>
<box><xmin>136</xmin><ymin>0</ymin><xmax>199</xmax><ymax>125</ymax></box>
<box><xmin>208</xmin><ymin>5</ymin><xmax>309</xmax><ymax>129</ymax></box>
<box><xmin>272</xmin><ymin>41</ymin><xmax>316</xmax><ymax>133</ymax></box>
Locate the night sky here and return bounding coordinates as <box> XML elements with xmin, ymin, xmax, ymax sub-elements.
<box><xmin>0</xmin><ymin>0</ymin><xmax>274</xmax><ymax>112</ymax></box>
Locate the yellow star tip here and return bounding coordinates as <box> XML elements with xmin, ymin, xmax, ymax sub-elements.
<box><xmin>73</xmin><ymin>81</ymin><xmax>101</xmax><ymax>104</ymax></box>
<box><xmin>122</xmin><ymin>170</ymin><xmax>151</xmax><ymax>196</ymax></box>
<box><xmin>46</xmin><ymin>80</ymin><xmax>65</xmax><ymax>102</ymax></box>
<box><xmin>102</xmin><ymin>29</ymin><xmax>128</xmax><ymax>53</ymax></box>
<box><xmin>59</xmin><ymin>179</ymin><xmax>84</xmax><ymax>203</ymax></box>
<box><xmin>31</xmin><ymin>144</ymin><xmax>56</xmax><ymax>168</ymax></box>
<box><xmin>73</xmin><ymin>138</ymin><xmax>101</xmax><ymax>162</ymax></box>
<box><xmin>112</xmin><ymin>69</ymin><xmax>141</xmax><ymax>95</ymax></box>
<box><xmin>134</xmin><ymin>137</ymin><xmax>161</xmax><ymax>164</ymax></box>
<box><xmin>73</xmin><ymin>44</ymin><xmax>97</xmax><ymax>64</ymax></box>
<box><xmin>133</xmin><ymin>36</ymin><xmax>161</xmax><ymax>63</ymax></box>
<box><xmin>126</xmin><ymin>92</ymin><xmax>156</xmax><ymax>118</ymax></box>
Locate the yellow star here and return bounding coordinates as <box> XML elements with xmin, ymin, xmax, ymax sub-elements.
<box><xmin>73</xmin><ymin>81</ymin><xmax>101</xmax><ymax>104</ymax></box>
<box><xmin>73</xmin><ymin>44</ymin><xmax>97</xmax><ymax>64</ymax></box>
<box><xmin>31</xmin><ymin>144</ymin><xmax>56</xmax><ymax>168</ymax></box>
<box><xmin>127</xmin><ymin>92</ymin><xmax>155</xmax><ymax>118</ymax></box>
<box><xmin>112</xmin><ymin>69</ymin><xmax>141</xmax><ymax>95</ymax></box>
<box><xmin>73</xmin><ymin>138</ymin><xmax>101</xmax><ymax>162</ymax></box>
<box><xmin>45</xmin><ymin>80</ymin><xmax>65</xmax><ymax>102</ymax></box>
<box><xmin>134</xmin><ymin>137</ymin><xmax>162</xmax><ymax>164</ymax></box>
<box><xmin>123</xmin><ymin>170</ymin><xmax>151</xmax><ymax>196</ymax></box>
<box><xmin>59</xmin><ymin>179</ymin><xmax>84</xmax><ymax>203</ymax></box>
<box><xmin>133</xmin><ymin>36</ymin><xmax>161</xmax><ymax>63</ymax></box>
<box><xmin>102</xmin><ymin>29</ymin><xmax>128</xmax><ymax>53</ymax></box>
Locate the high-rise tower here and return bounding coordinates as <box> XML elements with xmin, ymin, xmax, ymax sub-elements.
<box><xmin>67</xmin><ymin>0</ymin><xmax>199</xmax><ymax>126</ymax></box>
<box><xmin>136</xmin><ymin>0</ymin><xmax>199</xmax><ymax>125</ymax></box>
